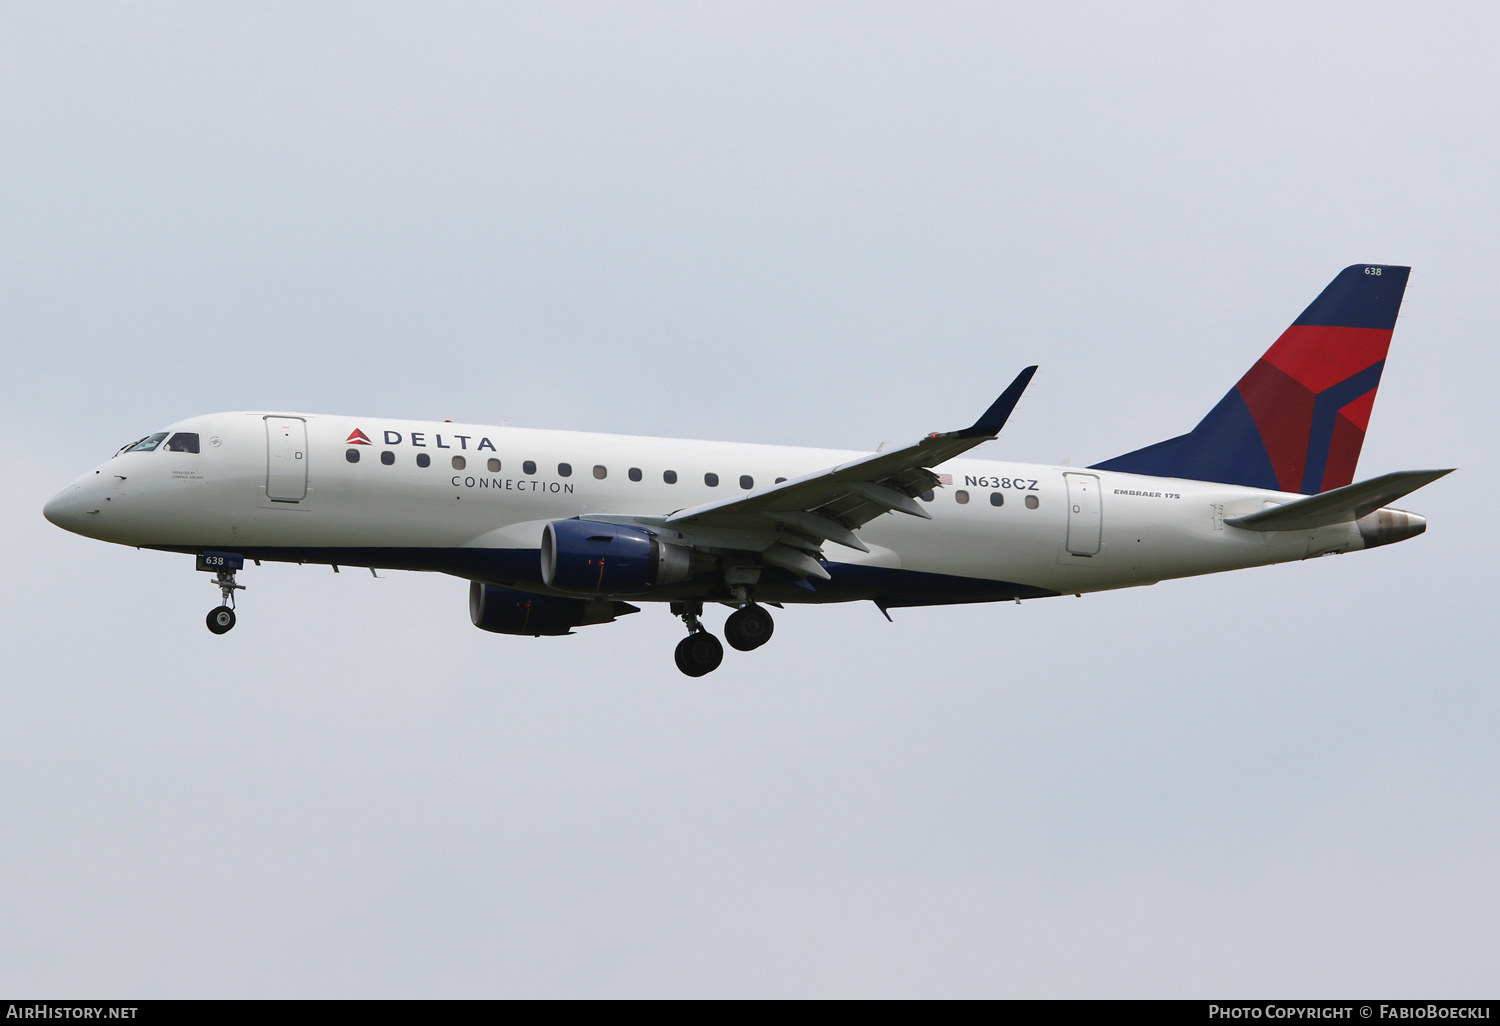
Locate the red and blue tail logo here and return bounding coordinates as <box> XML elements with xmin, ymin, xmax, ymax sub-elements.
<box><xmin>1092</xmin><ymin>264</ymin><xmax>1410</xmax><ymax>494</ymax></box>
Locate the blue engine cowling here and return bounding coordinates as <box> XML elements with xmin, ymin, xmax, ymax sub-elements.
<box><xmin>468</xmin><ymin>582</ymin><xmax>638</xmax><ymax>636</ymax></box>
<box><xmin>541</xmin><ymin>519</ymin><xmax>692</xmax><ymax>595</ymax></box>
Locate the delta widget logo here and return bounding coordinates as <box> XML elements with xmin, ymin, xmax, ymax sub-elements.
<box><xmin>346</xmin><ymin>429</ymin><xmax>372</xmax><ymax>445</ymax></box>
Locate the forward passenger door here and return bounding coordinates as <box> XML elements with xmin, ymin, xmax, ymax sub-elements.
<box><xmin>265</xmin><ymin>417</ymin><xmax>308</xmax><ymax>502</ymax></box>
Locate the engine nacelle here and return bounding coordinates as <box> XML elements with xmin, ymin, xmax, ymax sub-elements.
<box><xmin>540</xmin><ymin>519</ymin><xmax>693</xmax><ymax>595</ymax></box>
<box><xmin>469</xmin><ymin>582</ymin><xmax>637</xmax><ymax>636</ymax></box>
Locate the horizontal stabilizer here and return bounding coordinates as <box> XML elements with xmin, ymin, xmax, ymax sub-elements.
<box><xmin>1224</xmin><ymin>469</ymin><xmax>1453</xmax><ymax>532</ymax></box>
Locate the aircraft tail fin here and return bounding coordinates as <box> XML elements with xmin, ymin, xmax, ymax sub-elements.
<box><xmin>1091</xmin><ymin>264</ymin><xmax>1411</xmax><ymax>494</ymax></box>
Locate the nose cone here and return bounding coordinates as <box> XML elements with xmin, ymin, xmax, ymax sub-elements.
<box><xmin>43</xmin><ymin>481</ymin><xmax>94</xmax><ymax>533</ymax></box>
<box><xmin>1357</xmin><ymin>508</ymin><xmax>1427</xmax><ymax>549</ymax></box>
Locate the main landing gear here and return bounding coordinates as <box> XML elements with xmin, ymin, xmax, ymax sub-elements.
<box><xmin>670</xmin><ymin>598</ymin><xmax>775</xmax><ymax>677</ymax></box>
<box><xmin>672</xmin><ymin>601</ymin><xmax>723</xmax><ymax>677</ymax></box>
<box><xmin>724</xmin><ymin>604</ymin><xmax>774</xmax><ymax>651</ymax></box>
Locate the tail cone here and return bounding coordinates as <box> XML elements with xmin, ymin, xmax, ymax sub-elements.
<box><xmin>1357</xmin><ymin>508</ymin><xmax>1426</xmax><ymax>549</ymax></box>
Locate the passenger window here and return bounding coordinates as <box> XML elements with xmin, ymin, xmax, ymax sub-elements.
<box><xmin>416</xmin><ymin>453</ymin><xmax>431</xmax><ymax>468</ymax></box>
<box><xmin>452</xmin><ymin>455</ymin><xmax>466</xmax><ymax>470</ymax></box>
<box><xmin>704</xmin><ymin>473</ymin><xmax>719</xmax><ymax>487</ymax></box>
<box><xmin>990</xmin><ymin>492</ymin><xmax>1004</xmax><ymax>507</ymax></box>
<box><xmin>628</xmin><ymin>467</ymin><xmax>642</xmax><ymax>482</ymax></box>
<box><xmin>920</xmin><ymin>490</ymin><xmax>934</xmax><ymax>502</ymax></box>
<box><xmin>663</xmin><ymin>470</ymin><xmax>678</xmax><ymax>484</ymax></box>
<box><xmin>487</xmin><ymin>458</ymin><xmax>501</xmax><ymax>473</ymax></box>
<box><xmin>165</xmin><ymin>432</ymin><xmax>199</xmax><ymax>453</ymax></box>
<box><xmin>593</xmin><ymin>465</ymin><xmax>607</xmax><ymax>479</ymax></box>
<box><xmin>1025</xmin><ymin>494</ymin><xmax>1039</xmax><ymax>509</ymax></box>
<box><xmin>775</xmin><ymin>477</ymin><xmax>787</xmax><ymax>484</ymax></box>
<box><xmin>381</xmin><ymin>451</ymin><xmax>395</xmax><ymax>466</ymax></box>
<box><xmin>558</xmin><ymin>463</ymin><xmax>572</xmax><ymax>477</ymax></box>
<box><xmin>126</xmin><ymin>432</ymin><xmax>169</xmax><ymax>453</ymax></box>
<box><xmin>523</xmin><ymin>460</ymin><xmax>536</xmax><ymax>475</ymax></box>
<box><xmin>739</xmin><ymin>475</ymin><xmax>754</xmax><ymax>490</ymax></box>
<box><xmin>345</xmin><ymin>449</ymin><xmax>360</xmax><ymax>463</ymax></box>
<box><xmin>955</xmin><ymin>490</ymin><xmax>969</xmax><ymax>504</ymax></box>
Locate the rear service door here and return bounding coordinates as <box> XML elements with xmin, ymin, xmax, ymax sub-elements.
<box><xmin>265</xmin><ymin>417</ymin><xmax>308</xmax><ymax>501</ymax></box>
<box><xmin>1064</xmin><ymin>472</ymin><xmax>1102</xmax><ymax>555</ymax></box>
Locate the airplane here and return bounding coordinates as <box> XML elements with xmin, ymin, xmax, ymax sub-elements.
<box><xmin>43</xmin><ymin>264</ymin><xmax>1451</xmax><ymax>676</ymax></box>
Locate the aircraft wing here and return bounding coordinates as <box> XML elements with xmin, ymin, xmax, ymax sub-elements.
<box><xmin>1224</xmin><ymin>468</ymin><xmax>1454</xmax><ymax>532</ymax></box>
<box><xmin>655</xmin><ymin>367</ymin><xmax>1037</xmax><ymax>579</ymax></box>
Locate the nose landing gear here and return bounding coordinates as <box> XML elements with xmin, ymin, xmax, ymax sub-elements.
<box><xmin>206</xmin><ymin>570</ymin><xmax>244</xmax><ymax>634</ymax></box>
<box><xmin>197</xmin><ymin>551</ymin><xmax>246</xmax><ymax>635</ymax></box>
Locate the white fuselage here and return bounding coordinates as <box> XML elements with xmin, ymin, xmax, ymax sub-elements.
<box><xmin>43</xmin><ymin>411</ymin><xmax>1384</xmax><ymax>606</ymax></box>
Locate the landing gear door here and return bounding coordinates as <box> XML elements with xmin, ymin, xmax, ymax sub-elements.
<box><xmin>1064</xmin><ymin>472</ymin><xmax>1102</xmax><ymax>556</ymax></box>
<box><xmin>265</xmin><ymin>417</ymin><xmax>308</xmax><ymax>502</ymax></box>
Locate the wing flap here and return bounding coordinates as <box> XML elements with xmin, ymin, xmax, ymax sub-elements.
<box><xmin>762</xmin><ymin>542</ymin><xmax>832</xmax><ymax>580</ymax></box>
<box><xmin>764</xmin><ymin>511</ymin><xmax>871</xmax><ymax>552</ymax></box>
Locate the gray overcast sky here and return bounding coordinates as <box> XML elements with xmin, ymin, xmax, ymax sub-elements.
<box><xmin>2</xmin><ymin>2</ymin><xmax>1497</xmax><ymax>997</ymax></box>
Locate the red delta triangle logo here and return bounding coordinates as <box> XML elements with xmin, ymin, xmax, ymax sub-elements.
<box><xmin>346</xmin><ymin>428</ymin><xmax>373</xmax><ymax>445</ymax></box>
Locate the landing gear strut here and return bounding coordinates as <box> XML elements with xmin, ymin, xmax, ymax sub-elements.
<box><xmin>671</xmin><ymin>600</ymin><xmax>723</xmax><ymax>677</ymax></box>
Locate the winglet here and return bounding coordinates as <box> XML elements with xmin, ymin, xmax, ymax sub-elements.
<box><xmin>958</xmin><ymin>366</ymin><xmax>1038</xmax><ymax>438</ymax></box>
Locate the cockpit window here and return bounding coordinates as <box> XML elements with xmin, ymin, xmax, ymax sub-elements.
<box><xmin>124</xmin><ymin>432</ymin><xmax>169</xmax><ymax>453</ymax></box>
<box><xmin>165</xmin><ymin>432</ymin><xmax>199</xmax><ymax>453</ymax></box>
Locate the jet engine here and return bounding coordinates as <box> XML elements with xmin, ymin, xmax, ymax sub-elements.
<box><xmin>540</xmin><ymin>519</ymin><xmax>693</xmax><ymax>595</ymax></box>
<box><xmin>469</xmin><ymin>582</ymin><xmax>638</xmax><ymax>636</ymax></box>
